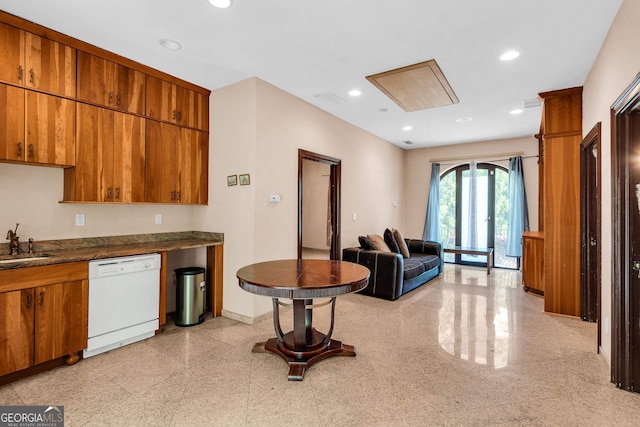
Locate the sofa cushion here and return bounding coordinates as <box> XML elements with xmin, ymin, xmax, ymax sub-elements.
<box><xmin>403</xmin><ymin>258</ymin><xmax>427</xmax><ymax>280</ymax></box>
<box><xmin>367</xmin><ymin>234</ymin><xmax>391</xmax><ymax>252</ymax></box>
<box><xmin>384</xmin><ymin>228</ymin><xmax>400</xmax><ymax>253</ymax></box>
<box><xmin>358</xmin><ymin>235</ymin><xmax>375</xmax><ymax>250</ymax></box>
<box><xmin>410</xmin><ymin>254</ymin><xmax>440</xmax><ymax>271</ymax></box>
<box><xmin>393</xmin><ymin>228</ymin><xmax>411</xmax><ymax>258</ymax></box>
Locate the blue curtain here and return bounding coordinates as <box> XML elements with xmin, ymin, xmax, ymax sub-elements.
<box><xmin>506</xmin><ymin>156</ymin><xmax>530</xmax><ymax>257</ymax></box>
<box><xmin>423</xmin><ymin>163</ymin><xmax>440</xmax><ymax>242</ymax></box>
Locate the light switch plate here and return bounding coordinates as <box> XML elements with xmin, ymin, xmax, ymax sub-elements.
<box><xmin>75</xmin><ymin>213</ymin><xmax>85</xmax><ymax>227</ymax></box>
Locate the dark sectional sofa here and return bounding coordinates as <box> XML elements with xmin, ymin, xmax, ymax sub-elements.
<box><xmin>342</xmin><ymin>239</ymin><xmax>443</xmax><ymax>301</ymax></box>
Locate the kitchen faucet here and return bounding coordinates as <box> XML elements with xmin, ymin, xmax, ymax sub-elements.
<box><xmin>6</xmin><ymin>223</ymin><xmax>20</xmax><ymax>255</ymax></box>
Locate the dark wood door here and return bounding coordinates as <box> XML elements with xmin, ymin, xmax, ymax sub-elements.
<box><xmin>611</xmin><ymin>73</ymin><xmax>640</xmax><ymax>392</ymax></box>
<box><xmin>580</xmin><ymin>123</ymin><xmax>601</xmax><ymax>328</ymax></box>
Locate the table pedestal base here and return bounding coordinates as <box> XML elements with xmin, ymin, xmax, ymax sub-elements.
<box><xmin>252</xmin><ymin>334</ymin><xmax>356</xmax><ymax>381</ymax></box>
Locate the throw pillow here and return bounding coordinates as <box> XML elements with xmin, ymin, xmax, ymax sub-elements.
<box><xmin>393</xmin><ymin>228</ymin><xmax>410</xmax><ymax>258</ymax></box>
<box><xmin>358</xmin><ymin>235</ymin><xmax>375</xmax><ymax>250</ymax></box>
<box><xmin>384</xmin><ymin>228</ymin><xmax>400</xmax><ymax>253</ymax></box>
<box><xmin>367</xmin><ymin>234</ymin><xmax>391</xmax><ymax>252</ymax></box>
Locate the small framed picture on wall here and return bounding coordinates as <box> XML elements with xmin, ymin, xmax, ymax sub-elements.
<box><xmin>227</xmin><ymin>175</ymin><xmax>237</xmax><ymax>186</ymax></box>
<box><xmin>239</xmin><ymin>174</ymin><xmax>251</xmax><ymax>185</ymax></box>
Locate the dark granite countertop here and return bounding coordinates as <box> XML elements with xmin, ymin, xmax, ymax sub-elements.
<box><xmin>0</xmin><ymin>231</ymin><xmax>223</xmax><ymax>271</ymax></box>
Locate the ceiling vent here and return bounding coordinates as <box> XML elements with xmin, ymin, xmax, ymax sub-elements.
<box><xmin>366</xmin><ymin>59</ymin><xmax>459</xmax><ymax>112</ymax></box>
<box><xmin>403</xmin><ymin>140</ymin><xmax>414</xmax><ymax>145</ymax></box>
<box><xmin>314</xmin><ymin>92</ymin><xmax>345</xmax><ymax>106</ymax></box>
<box><xmin>523</xmin><ymin>97</ymin><xmax>542</xmax><ymax>109</ymax></box>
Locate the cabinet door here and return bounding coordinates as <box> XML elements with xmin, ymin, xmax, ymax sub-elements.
<box><xmin>0</xmin><ymin>289</ymin><xmax>35</xmax><ymax>376</ymax></box>
<box><xmin>25</xmin><ymin>32</ymin><xmax>76</xmax><ymax>97</ymax></box>
<box><xmin>25</xmin><ymin>91</ymin><xmax>75</xmax><ymax>166</ymax></box>
<box><xmin>77</xmin><ymin>51</ymin><xmax>116</xmax><ymax>107</ymax></box>
<box><xmin>0</xmin><ymin>83</ymin><xmax>25</xmax><ymax>162</ymax></box>
<box><xmin>114</xmin><ymin>112</ymin><xmax>145</xmax><ymax>202</ymax></box>
<box><xmin>176</xmin><ymin>87</ymin><xmax>207</xmax><ymax>130</ymax></box>
<box><xmin>145</xmin><ymin>120</ymin><xmax>178</xmax><ymax>203</ymax></box>
<box><xmin>34</xmin><ymin>280</ymin><xmax>88</xmax><ymax>365</ymax></box>
<box><xmin>115</xmin><ymin>64</ymin><xmax>145</xmax><ymax>114</ymax></box>
<box><xmin>74</xmin><ymin>104</ymin><xmax>114</xmax><ymax>201</ymax></box>
<box><xmin>0</xmin><ymin>22</ymin><xmax>25</xmax><ymax>85</ymax></box>
<box><xmin>179</xmin><ymin>128</ymin><xmax>207</xmax><ymax>204</ymax></box>
<box><xmin>146</xmin><ymin>75</ymin><xmax>176</xmax><ymax>122</ymax></box>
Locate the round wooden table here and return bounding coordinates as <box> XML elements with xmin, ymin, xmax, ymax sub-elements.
<box><xmin>237</xmin><ymin>259</ymin><xmax>370</xmax><ymax>380</ymax></box>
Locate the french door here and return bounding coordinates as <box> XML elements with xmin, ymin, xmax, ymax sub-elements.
<box><xmin>440</xmin><ymin>163</ymin><xmax>515</xmax><ymax>269</ymax></box>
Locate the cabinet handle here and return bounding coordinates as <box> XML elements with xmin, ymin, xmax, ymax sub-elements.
<box><xmin>17</xmin><ymin>142</ymin><xmax>22</xmax><ymax>157</ymax></box>
<box><xmin>171</xmin><ymin>191</ymin><xmax>176</xmax><ymax>201</ymax></box>
<box><xmin>28</xmin><ymin>144</ymin><xmax>34</xmax><ymax>159</ymax></box>
<box><xmin>109</xmin><ymin>92</ymin><xmax>113</xmax><ymax>105</ymax></box>
<box><xmin>39</xmin><ymin>291</ymin><xmax>44</xmax><ymax>307</ymax></box>
<box><xmin>18</xmin><ymin>66</ymin><xmax>23</xmax><ymax>81</ymax></box>
<box><xmin>177</xmin><ymin>191</ymin><xmax>181</xmax><ymax>201</ymax></box>
<box><xmin>27</xmin><ymin>294</ymin><xmax>32</xmax><ymax>309</ymax></box>
<box><xmin>108</xmin><ymin>187</ymin><xmax>113</xmax><ymax>200</ymax></box>
<box><xmin>116</xmin><ymin>93</ymin><xmax>121</xmax><ymax>106</ymax></box>
<box><xmin>29</xmin><ymin>69</ymin><xmax>34</xmax><ymax>84</ymax></box>
<box><xmin>115</xmin><ymin>187</ymin><xmax>120</xmax><ymax>199</ymax></box>
<box><xmin>177</xmin><ymin>111</ymin><xmax>182</xmax><ymax>121</ymax></box>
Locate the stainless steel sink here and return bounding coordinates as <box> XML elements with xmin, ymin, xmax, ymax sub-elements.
<box><xmin>0</xmin><ymin>255</ymin><xmax>50</xmax><ymax>264</ymax></box>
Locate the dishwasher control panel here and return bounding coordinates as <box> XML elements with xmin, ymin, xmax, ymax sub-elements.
<box><xmin>89</xmin><ymin>254</ymin><xmax>161</xmax><ymax>278</ymax></box>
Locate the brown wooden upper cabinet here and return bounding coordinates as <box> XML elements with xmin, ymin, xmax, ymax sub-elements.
<box><xmin>145</xmin><ymin>121</ymin><xmax>207</xmax><ymax>204</ymax></box>
<box><xmin>64</xmin><ymin>104</ymin><xmax>145</xmax><ymax>202</ymax></box>
<box><xmin>76</xmin><ymin>51</ymin><xmax>145</xmax><ymax>114</ymax></box>
<box><xmin>0</xmin><ymin>83</ymin><xmax>75</xmax><ymax>166</ymax></box>
<box><xmin>146</xmin><ymin>75</ymin><xmax>208</xmax><ymax>131</ymax></box>
<box><xmin>0</xmin><ymin>22</ymin><xmax>76</xmax><ymax>97</ymax></box>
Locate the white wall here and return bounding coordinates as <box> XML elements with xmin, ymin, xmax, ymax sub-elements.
<box><xmin>582</xmin><ymin>0</ymin><xmax>640</xmax><ymax>363</ymax></box>
<box><xmin>402</xmin><ymin>136</ymin><xmax>540</xmax><ymax>238</ymax></box>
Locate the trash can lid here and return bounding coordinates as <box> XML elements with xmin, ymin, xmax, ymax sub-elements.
<box><xmin>175</xmin><ymin>266</ymin><xmax>206</xmax><ymax>275</ymax></box>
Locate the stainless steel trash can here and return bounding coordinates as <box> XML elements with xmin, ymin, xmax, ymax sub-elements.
<box><xmin>175</xmin><ymin>267</ymin><xmax>205</xmax><ymax>327</ymax></box>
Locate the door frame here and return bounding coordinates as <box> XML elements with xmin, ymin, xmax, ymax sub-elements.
<box><xmin>298</xmin><ymin>149</ymin><xmax>341</xmax><ymax>260</ymax></box>
<box><xmin>611</xmin><ymin>72</ymin><xmax>640</xmax><ymax>392</ymax></box>
<box><xmin>579</xmin><ymin>123</ymin><xmax>601</xmax><ymax>343</ymax></box>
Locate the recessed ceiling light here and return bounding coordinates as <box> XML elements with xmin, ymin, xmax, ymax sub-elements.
<box><xmin>456</xmin><ymin>117</ymin><xmax>473</xmax><ymax>123</ymax></box>
<box><xmin>403</xmin><ymin>125</ymin><xmax>413</xmax><ymax>131</ymax></box>
<box><xmin>159</xmin><ymin>39</ymin><xmax>181</xmax><ymax>50</ymax></box>
<box><xmin>500</xmin><ymin>50</ymin><xmax>520</xmax><ymax>61</ymax></box>
<box><xmin>208</xmin><ymin>0</ymin><xmax>232</xmax><ymax>8</ymax></box>
<box><xmin>348</xmin><ymin>89</ymin><xmax>361</xmax><ymax>97</ymax></box>
<box><xmin>510</xmin><ymin>108</ymin><xmax>524</xmax><ymax>115</ymax></box>
<box><xmin>379</xmin><ymin>108</ymin><xmax>388</xmax><ymax>113</ymax></box>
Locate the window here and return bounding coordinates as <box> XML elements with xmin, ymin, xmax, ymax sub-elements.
<box><xmin>439</xmin><ymin>163</ymin><xmax>516</xmax><ymax>269</ymax></box>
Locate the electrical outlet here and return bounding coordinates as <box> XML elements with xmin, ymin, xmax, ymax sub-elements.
<box><xmin>75</xmin><ymin>213</ymin><xmax>85</xmax><ymax>227</ymax></box>
<box><xmin>155</xmin><ymin>214</ymin><xmax>163</xmax><ymax>225</ymax></box>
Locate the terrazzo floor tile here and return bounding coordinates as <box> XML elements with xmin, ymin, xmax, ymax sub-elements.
<box><xmin>2</xmin><ymin>264</ymin><xmax>640</xmax><ymax>426</ymax></box>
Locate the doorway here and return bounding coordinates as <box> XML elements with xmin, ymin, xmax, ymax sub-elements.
<box><xmin>611</xmin><ymin>73</ymin><xmax>640</xmax><ymax>392</ymax></box>
<box><xmin>580</xmin><ymin>123</ymin><xmax>601</xmax><ymax>337</ymax></box>
<box><xmin>439</xmin><ymin>162</ymin><xmax>514</xmax><ymax>269</ymax></box>
<box><xmin>297</xmin><ymin>150</ymin><xmax>341</xmax><ymax>260</ymax></box>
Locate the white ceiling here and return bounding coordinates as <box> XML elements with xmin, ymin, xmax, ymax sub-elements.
<box><xmin>0</xmin><ymin>0</ymin><xmax>623</xmax><ymax>149</ymax></box>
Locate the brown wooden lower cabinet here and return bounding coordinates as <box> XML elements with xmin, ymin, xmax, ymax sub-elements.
<box><xmin>522</xmin><ymin>231</ymin><xmax>544</xmax><ymax>295</ymax></box>
<box><xmin>0</xmin><ymin>263</ymin><xmax>88</xmax><ymax>378</ymax></box>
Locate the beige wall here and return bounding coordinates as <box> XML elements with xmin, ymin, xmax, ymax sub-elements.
<box><xmin>0</xmin><ymin>163</ymin><xmax>196</xmax><ymax>240</ymax></box>
<box><xmin>582</xmin><ymin>0</ymin><xmax>640</xmax><ymax>363</ymax></box>
<box><xmin>195</xmin><ymin>77</ymin><xmax>405</xmax><ymax>320</ymax></box>
<box><xmin>402</xmin><ymin>136</ymin><xmax>540</xmax><ymax>238</ymax></box>
<box><xmin>302</xmin><ymin>160</ymin><xmax>331</xmax><ymax>250</ymax></box>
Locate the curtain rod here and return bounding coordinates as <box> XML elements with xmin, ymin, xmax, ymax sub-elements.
<box><xmin>429</xmin><ymin>151</ymin><xmax>538</xmax><ymax>163</ymax></box>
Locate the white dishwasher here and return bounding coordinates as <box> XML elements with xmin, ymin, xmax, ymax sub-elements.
<box><xmin>84</xmin><ymin>253</ymin><xmax>161</xmax><ymax>358</ymax></box>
